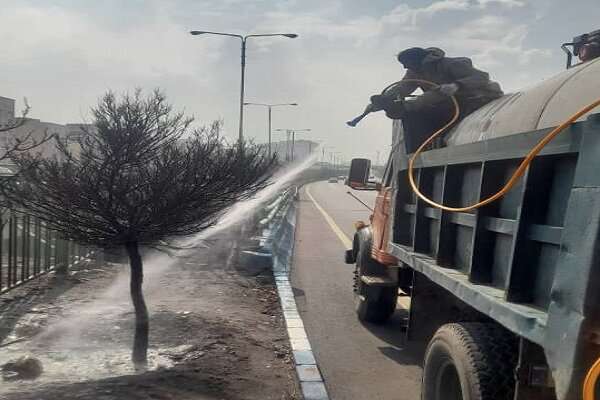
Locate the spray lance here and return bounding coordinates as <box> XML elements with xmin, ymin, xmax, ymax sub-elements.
<box><xmin>346</xmin><ymin>80</ymin><xmax>409</xmax><ymax>127</ymax></box>
<box><xmin>346</xmin><ymin>80</ymin><xmax>458</xmax><ymax>127</ymax></box>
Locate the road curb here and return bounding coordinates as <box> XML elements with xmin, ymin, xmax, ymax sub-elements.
<box><xmin>274</xmin><ymin>273</ymin><xmax>328</xmax><ymax>400</ymax></box>
<box><xmin>264</xmin><ymin>189</ymin><xmax>330</xmax><ymax>400</ymax></box>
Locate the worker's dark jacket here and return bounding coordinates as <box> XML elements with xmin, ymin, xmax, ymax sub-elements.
<box><xmin>388</xmin><ymin>47</ymin><xmax>503</xmax><ymax>115</ymax></box>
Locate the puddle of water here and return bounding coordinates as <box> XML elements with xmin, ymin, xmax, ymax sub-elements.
<box><xmin>1</xmin><ymin>344</ymin><xmax>174</xmax><ymax>394</ymax></box>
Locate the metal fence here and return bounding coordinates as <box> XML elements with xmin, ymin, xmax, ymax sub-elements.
<box><xmin>0</xmin><ymin>211</ymin><xmax>89</xmax><ymax>294</ymax></box>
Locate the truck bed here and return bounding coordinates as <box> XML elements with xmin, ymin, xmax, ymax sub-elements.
<box><xmin>390</xmin><ymin>114</ymin><xmax>600</xmax><ymax>399</ymax></box>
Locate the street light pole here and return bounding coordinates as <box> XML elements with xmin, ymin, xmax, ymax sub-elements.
<box><xmin>330</xmin><ymin>151</ymin><xmax>341</xmax><ymax>173</ymax></box>
<box><xmin>276</xmin><ymin>128</ymin><xmax>310</xmax><ymax>162</ymax></box>
<box><xmin>190</xmin><ymin>31</ymin><xmax>298</xmax><ymax>143</ymax></box>
<box><xmin>244</xmin><ymin>102</ymin><xmax>297</xmax><ymax>157</ymax></box>
<box><xmin>322</xmin><ymin>146</ymin><xmax>333</xmax><ymax>163</ymax></box>
<box><xmin>293</xmin><ymin>129</ymin><xmax>312</xmax><ymax>162</ymax></box>
<box><xmin>239</xmin><ymin>38</ymin><xmax>246</xmax><ymax>143</ymax></box>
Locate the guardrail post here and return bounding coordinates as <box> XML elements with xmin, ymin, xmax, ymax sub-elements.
<box><xmin>54</xmin><ymin>235</ymin><xmax>69</xmax><ymax>278</ymax></box>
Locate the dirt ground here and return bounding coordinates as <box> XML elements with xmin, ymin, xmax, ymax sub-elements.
<box><xmin>0</xmin><ymin>226</ymin><xmax>299</xmax><ymax>400</ymax></box>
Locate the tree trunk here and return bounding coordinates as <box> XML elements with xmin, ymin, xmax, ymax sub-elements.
<box><xmin>125</xmin><ymin>241</ymin><xmax>149</xmax><ymax>367</ymax></box>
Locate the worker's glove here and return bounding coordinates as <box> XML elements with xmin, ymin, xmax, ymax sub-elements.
<box><xmin>439</xmin><ymin>83</ymin><xmax>459</xmax><ymax>96</ymax></box>
<box><xmin>384</xmin><ymin>100</ymin><xmax>405</xmax><ymax>120</ymax></box>
<box><xmin>370</xmin><ymin>94</ymin><xmax>395</xmax><ymax>110</ymax></box>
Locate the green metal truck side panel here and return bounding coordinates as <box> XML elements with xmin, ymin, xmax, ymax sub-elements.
<box><xmin>389</xmin><ymin>115</ymin><xmax>600</xmax><ymax>400</ymax></box>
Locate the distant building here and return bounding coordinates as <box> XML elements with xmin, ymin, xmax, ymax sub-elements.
<box><xmin>0</xmin><ymin>96</ymin><xmax>94</xmax><ymax>158</ymax></box>
<box><xmin>0</xmin><ymin>97</ymin><xmax>15</xmax><ymax>128</ymax></box>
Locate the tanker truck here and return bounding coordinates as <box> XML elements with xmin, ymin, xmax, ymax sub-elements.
<box><xmin>345</xmin><ymin>30</ymin><xmax>600</xmax><ymax>400</ymax></box>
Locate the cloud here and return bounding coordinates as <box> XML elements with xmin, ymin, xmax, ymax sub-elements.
<box><xmin>381</xmin><ymin>1</ymin><xmax>470</xmax><ymax>31</ymax></box>
<box><xmin>0</xmin><ymin>3</ymin><xmax>235</xmax><ymax>125</ymax></box>
<box><xmin>1</xmin><ymin>4</ymin><xmax>225</xmax><ymax>78</ymax></box>
<box><xmin>259</xmin><ymin>11</ymin><xmax>380</xmax><ymax>43</ymax></box>
<box><xmin>445</xmin><ymin>15</ymin><xmax>551</xmax><ymax>68</ymax></box>
<box><xmin>477</xmin><ymin>0</ymin><xmax>526</xmax><ymax>8</ymax></box>
<box><xmin>0</xmin><ymin>0</ymin><xmax>579</xmax><ymax>161</ymax></box>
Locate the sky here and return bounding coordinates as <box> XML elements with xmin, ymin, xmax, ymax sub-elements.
<box><xmin>1</xmin><ymin>0</ymin><xmax>599</xmax><ymax>162</ymax></box>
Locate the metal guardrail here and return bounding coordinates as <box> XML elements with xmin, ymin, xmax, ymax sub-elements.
<box><xmin>259</xmin><ymin>188</ymin><xmax>294</xmax><ymax>227</ymax></box>
<box><xmin>254</xmin><ymin>186</ymin><xmax>297</xmax><ymax>275</ymax></box>
<box><xmin>0</xmin><ymin>211</ymin><xmax>90</xmax><ymax>294</ymax></box>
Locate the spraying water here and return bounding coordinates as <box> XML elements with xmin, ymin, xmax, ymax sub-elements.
<box><xmin>0</xmin><ymin>153</ymin><xmax>318</xmax><ymax>391</ymax></box>
<box><xmin>188</xmin><ymin>153</ymin><xmax>318</xmax><ymax>244</ymax></box>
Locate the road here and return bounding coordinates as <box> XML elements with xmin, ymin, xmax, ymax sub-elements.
<box><xmin>291</xmin><ymin>180</ymin><xmax>422</xmax><ymax>400</ymax></box>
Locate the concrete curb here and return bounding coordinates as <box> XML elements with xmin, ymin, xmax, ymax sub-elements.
<box><xmin>262</xmin><ymin>189</ymin><xmax>330</xmax><ymax>400</ymax></box>
<box><xmin>275</xmin><ymin>274</ymin><xmax>328</xmax><ymax>400</ymax></box>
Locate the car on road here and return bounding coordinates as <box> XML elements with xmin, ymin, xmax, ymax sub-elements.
<box><xmin>328</xmin><ymin>177</ymin><xmax>337</xmax><ymax>183</ymax></box>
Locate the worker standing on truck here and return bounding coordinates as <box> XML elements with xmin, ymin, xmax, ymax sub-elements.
<box><xmin>371</xmin><ymin>47</ymin><xmax>503</xmax><ymax>152</ymax></box>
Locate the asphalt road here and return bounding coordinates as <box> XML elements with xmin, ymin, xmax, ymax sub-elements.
<box><xmin>291</xmin><ymin>180</ymin><xmax>422</xmax><ymax>400</ymax></box>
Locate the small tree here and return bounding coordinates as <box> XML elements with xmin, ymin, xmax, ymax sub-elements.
<box><xmin>5</xmin><ymin>90</ymin><xmax>275</xmax><ymax>365</ymax></box>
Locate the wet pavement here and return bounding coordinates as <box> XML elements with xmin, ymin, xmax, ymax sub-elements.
<box><xmin>291</xmin><ymin>181</ymin><xmax>422</xmax><ymax>400</ymax></box>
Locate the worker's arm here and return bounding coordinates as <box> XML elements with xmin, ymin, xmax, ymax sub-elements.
<box><xmin>385</xmin><ymin>69</ymin><xmax>420</xmax><ymax>99</ymax></box>
<box><xmin>446</xmin><ymin>58</ymin><xmax>491</xmax><ymax>91</ymax></box>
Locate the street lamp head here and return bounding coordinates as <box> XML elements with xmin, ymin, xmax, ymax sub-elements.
<box><xmin>190</xmin><ymin>31</ymin><xmax>206</xmax><ymax>35</ymax></box>
<box><xmin>290</xmin><ymin>103</ymin><xmax>298</xmax><ymax>106</ymax></box>
<box><xmin>283</xmin><ymin>33</ymin><xmax>299</xmax><ymax>38</ymax></box>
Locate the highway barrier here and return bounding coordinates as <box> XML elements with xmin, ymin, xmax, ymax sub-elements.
<box><xmin>250</xmin><ymin>186</ymin><xmax>329</xmax><ymax>400</ymax></box>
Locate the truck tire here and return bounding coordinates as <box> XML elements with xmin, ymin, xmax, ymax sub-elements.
<box><xmin>354</xmin><ymin>243</ymin><xmax>397</xmax><ymax>324</ymax></box>
<box><xmin>422</xmin><ymin>323</ymin><xmax>517</xmax><ymax>400</ymax></box>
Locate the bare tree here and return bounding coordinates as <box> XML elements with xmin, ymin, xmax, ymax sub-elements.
<box><xmin>5</xmin><ymin>89</ymin><xmax>275</xmax><ymax>366</ymax></box>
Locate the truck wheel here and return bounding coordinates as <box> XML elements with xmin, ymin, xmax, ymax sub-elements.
<box><xmin>422</xmin><ymin>323</ymin><xmax>517</xmax><ymax>400</ymax></box>
<box><xmin>354</xmin><ymin>244</ymin><xmax>397</xmax><ymax>324</ymax></box>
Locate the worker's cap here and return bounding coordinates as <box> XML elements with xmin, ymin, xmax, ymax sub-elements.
<box><xmin>397</xmin><ymin>47</ymin><xmax>428</xmax><ymax>66</ymax></box>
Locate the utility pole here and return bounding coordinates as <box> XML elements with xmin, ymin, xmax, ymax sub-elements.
<box><xmin>286</xmin><ymin>130</ymin><xmax>291</xmax><ymax>161</ymax></box>
<box><xmin>244</xmin><ymin>102</ymin><xmax>297</xmax><ymax>157</ymax></box>
<box><xmin>291</xmin><ymin>130</ymin><xmax>296</xmax><ymax>161</ymax></box>
<box><xmin>275</xmin><ymin>128</ymin><xmax>311</xmax><ymax>162</ymax></box>
<box><xmin>239</xmin><ymin>39</ymin><xmax>246</xmax><ymax>143</ymax></box>
<box><xmin>190</xmin><ymin>31</ymin><xmax>298</xmax><ymax>142</ymax></box>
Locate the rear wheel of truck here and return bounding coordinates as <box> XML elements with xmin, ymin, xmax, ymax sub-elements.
<box><xmin>354</xmin><ymin>243</ymin><xmax>397</xmax><ymax>324</ymax></box>
<box><xmin>422</xmin><ymin>322</ymin><xmax>517</xmax><ymax>400</ymax></box>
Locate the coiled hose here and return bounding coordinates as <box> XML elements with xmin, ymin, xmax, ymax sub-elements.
<box><xmin>584</xmin><ymin>358</ymin><xmax>600</xmax><ymax>400</ymax></box>
<box><xmin>402</xmin><ymin>79</ymin><xmax>600</xmax><ymax>398</ymax></box>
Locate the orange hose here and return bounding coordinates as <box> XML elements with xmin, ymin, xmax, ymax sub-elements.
<box><xmin>584</xmin><ymin>357</ymin><xmax>600</xmax><ymax>400</ymax></box>
<box><xmin>405</xmin><ymin>79</ymin><xmax>600</xmax><ymax>212</ymax></box>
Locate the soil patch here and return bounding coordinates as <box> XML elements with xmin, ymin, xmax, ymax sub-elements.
<box><xmin>0</xmin><ymin>227</ymin><xmax>299</xmax><ymax>400</ymax></box>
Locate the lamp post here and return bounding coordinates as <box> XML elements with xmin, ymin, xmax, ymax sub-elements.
<box><xmin>275</xmin><ymin>128</ymin><xmax>311</xmax><ymax>162</ymax></box>
<box><xmin>321</xmin><ymin>146</ymin><xmax>334</xmax><ymax>164</ymax></box>
<box><xmin>330</xmin><ymin>151</ymin><xmax>341</xmax><ymax>174</ymax></box>
<box><xmin>190</xmin><ymin>30</ymin><xmax>298</xmax><ymax>143</ymax></box>
<box><xmin>271</xmin><ymin>130</ymin><xmax>289</xmax><ymax>161</ymax></box>
<box><xmin>244</xmin><ymin>102</ymin><xmax>297</xmax><ymax>157</ymax></box>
